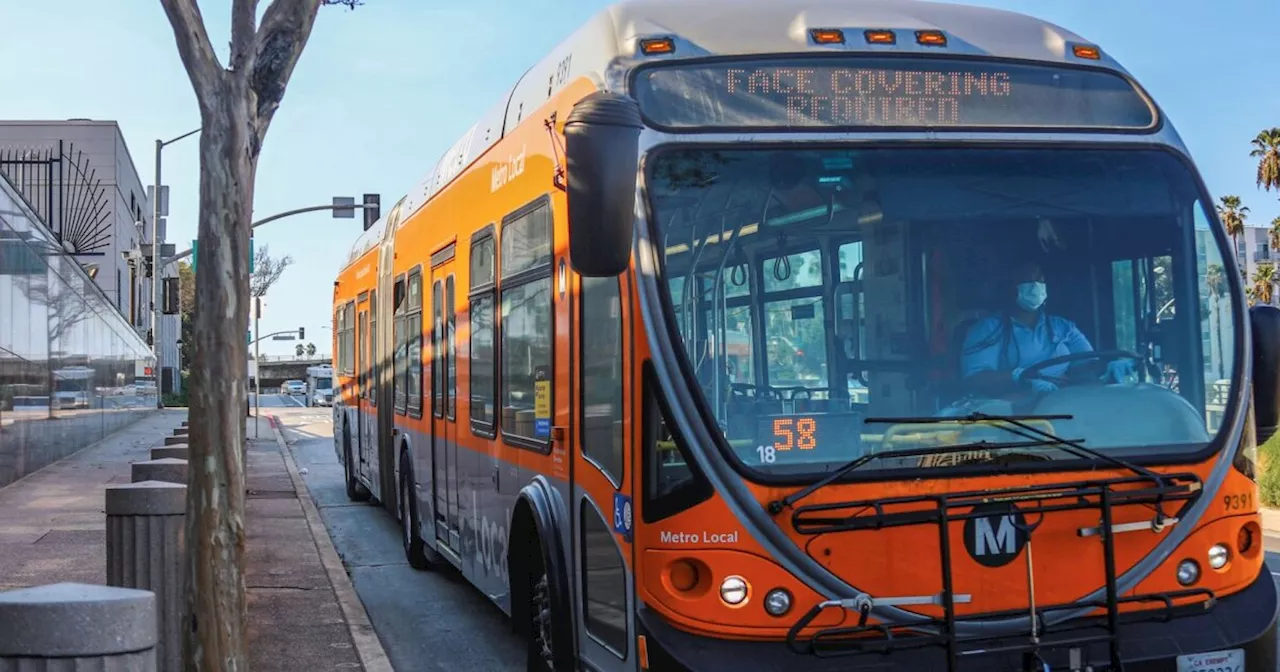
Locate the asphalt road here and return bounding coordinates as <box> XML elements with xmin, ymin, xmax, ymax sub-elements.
<box><xmin>273</xmin><ymin>407</ymin><xmax>524</xmax><ymax>672</ymax></box>
<box><xmin>270</xmin><ymin>407</ymin><xmax>1280</xmax><ymax>671</ymax></box>
<box><xmin>249</xmin><ymin>392</ymin><xmax>307</xmax><ymax>408</ymax></box>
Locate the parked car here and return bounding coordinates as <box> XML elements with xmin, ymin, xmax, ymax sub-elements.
<box><xmin>282</xmin><ymin>380</ymin><xmax>306</xmax><ymax>396</ymax></box>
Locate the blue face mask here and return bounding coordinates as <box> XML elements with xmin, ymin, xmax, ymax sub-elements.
<box><xmin>1017</xmin><ymin>281</ymin><xmax>1047</xmax><ymax>311</ymax></box>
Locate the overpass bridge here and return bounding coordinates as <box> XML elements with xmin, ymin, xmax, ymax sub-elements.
<box><xmin>253</xmin><ymin>358</ymin><xmax>330</xmax><ymax>390</ymax></box>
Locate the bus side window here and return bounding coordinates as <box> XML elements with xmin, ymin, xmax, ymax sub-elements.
<box><xmin>642</xmin><ymin>367</ymin><xmax>713</xmax><ymax>522</ymax></box>
<box><xmin>581</xmin><ymin>275</ymin><xmax>623</xmax><ymax>485</ymax></box>
<box><xmin>393</xmin><ymin>276</ymin><xmax>407</xmax><ymax>413</ymax></box>
<box><xmin>369</xmin><ymin>289</ymin><xmax>377</xmax><ymax>406</ymax></box>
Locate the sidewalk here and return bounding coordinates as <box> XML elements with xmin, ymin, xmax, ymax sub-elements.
<box><xmin>1261</xmin><ymin>506</ymin><xmax>1280</xmax><ymax>536</ymax></box>
<box><xmin>0</xmin><ymin>409</ymin><xmax>377</xmax><ymax>671</ymax></box>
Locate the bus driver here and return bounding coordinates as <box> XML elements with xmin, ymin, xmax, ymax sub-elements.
<box><xmin>959</xmin><ymin>260</ymin><xmax>1132</xmax><ymax>396</ymax></box>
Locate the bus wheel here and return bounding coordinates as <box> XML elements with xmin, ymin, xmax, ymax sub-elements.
<box><xmin>526</xmin><ymin>550</ymin><xmax>555</xmax><ymax>672</ymax></box>
<box><xmin>343</xmin><ymin>428</ymin><xmax>370</xmax><ymax>502</ymax></box>
<box><xmin>399</xmin><ymin>460</ymin><xmax>432</xmax><ymax>570</ymax></box>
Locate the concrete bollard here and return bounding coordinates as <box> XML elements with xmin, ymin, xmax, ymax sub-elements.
<box><xmin>0</xmin><ymin>582</ymin><xmax>157</xmax><ymax>670</ymax></box>
<box><xmin>131</xmin><ymin>458</ymin><xmax>188</xmax><ymax>485</ymax></box>
<box><xmin>151</xmin><ymin>446</ymin><xmax>187</xmax><ymax>460</ymax></box>
<box><xmin>180</xmin><ymin>420</ymin><xmax>188</xmax><ymax>428</ymax></box>
<box><xmin>172</xmin><ymin>427</ymin><xmax>188</xmax><ymax>437</ymax></box>
<box><xmin>105</xmin><ymin>481</ymin><xmax>185</xmax><ymax>672</ymax></box>
<box><xmin>163</xmin><ymin>435</ymin><xmax>187</xmax><ymax>446</ymax></box>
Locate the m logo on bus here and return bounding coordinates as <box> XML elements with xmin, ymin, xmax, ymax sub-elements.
<box><xmin>962</xmin><ymin>502</ymin><xmax>1029</xmax><ymax>568</ymax></box>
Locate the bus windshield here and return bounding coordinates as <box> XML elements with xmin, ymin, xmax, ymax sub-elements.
<box><xmin>647</xmin><ymin>146</ymin><xmax>1237</xmax><ymax>477</ymax></box>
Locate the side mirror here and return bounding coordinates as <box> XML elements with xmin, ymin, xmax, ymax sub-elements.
<box><xmin>1250</xmin><ymin>304</ymin><xmax>1280</xmax><ymax>443</ymax></box>
<box><xmin>564</xmin><ymin>91</ymin><xmax>643</xmax><ymax>277</ymax></box>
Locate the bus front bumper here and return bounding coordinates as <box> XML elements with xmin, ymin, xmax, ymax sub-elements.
<box><xmin>636</xmin><ymin>570</ymin><xmax>1277</xmax><ymax>671</ymax></box>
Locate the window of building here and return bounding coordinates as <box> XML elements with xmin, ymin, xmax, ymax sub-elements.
<box><xmin>470</xmin><ymin>231</ymin><xmax>496</xmax><ymax>433</ymax></box>
<box><xmin>500</xmin><ymin>200</ymin><xmax>553</xmax><ymax>447</ymax></box>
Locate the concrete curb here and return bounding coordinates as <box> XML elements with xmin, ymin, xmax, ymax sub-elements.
<box><xmin>1260</xmin><ymin>506</ymin><xmax>1280</xmax><ymax>535</ymax></box>
<box><xmin>266</xmin><ymin>415</ymin><xmax>393</xmax><ymax>672</ymax></box>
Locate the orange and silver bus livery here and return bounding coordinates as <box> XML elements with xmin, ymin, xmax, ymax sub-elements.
<box><xmin>332</xmin><ymin>1</ymin><xmax>1280</xmax><ymax>669</ymax></box>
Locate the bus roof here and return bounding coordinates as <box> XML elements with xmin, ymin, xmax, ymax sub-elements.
<box><xmin>341</xmin><ymin>0</ymin><xmax>1121</xmax><ymax>269</ymax></box>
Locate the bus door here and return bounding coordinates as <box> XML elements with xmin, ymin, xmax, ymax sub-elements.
<box><xmin>431</xmin><ymin>261</ymin><xmax>461</xmax><ymax>554</ymax></box>
<box><xmin>570</xmin><ymin>270</ymin><xmax>635</xmax><ymax>670</ymax></box>
<box><xmin>357</xmin><ymin>297</ymin><xmax>374</xmax><ymax>484</ymax></box>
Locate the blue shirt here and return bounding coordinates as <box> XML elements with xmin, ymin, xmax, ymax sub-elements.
<box><xmin>960</xmin><ymin>312</ymin><xmax>1092</xmax><ymax>380</ymax></box>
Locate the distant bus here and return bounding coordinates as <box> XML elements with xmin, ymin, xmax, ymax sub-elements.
<box><xmin>331</xmin><ymin>1</ymin><xmax>1278</xmax><ymax>670</ymax></box>
<box><xmin>306</xmin><ymin>365</ymin><xmax>334</xmax><ymax>407</ymax></box>
<box><xmin>52</xmin><ymin>366</ymin><xmax>94</xmax><ymax>409</ymax></box>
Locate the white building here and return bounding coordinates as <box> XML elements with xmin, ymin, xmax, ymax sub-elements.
<box><xmin>0</xmin><ymin>120</ymin><xmax>180</xmax><ymax>393</ymax></box>
<box><xmin>1233</xmin><ymin>224</ymin><xmax>1277</xmax><ymax>284</ymax></box>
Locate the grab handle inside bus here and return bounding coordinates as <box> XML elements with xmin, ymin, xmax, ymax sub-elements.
<box><xmin>564</xmin><ymin>91</ymin><xmax>643</xmax><ymax>277</ymax></box>
<box><xmin>1250</xmin><ymin>304</ymin><xmax>1280</xmax><ymax>444</ymax></box>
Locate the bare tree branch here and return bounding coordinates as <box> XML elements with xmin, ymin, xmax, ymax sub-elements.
<box><xmin>229</xmin><ymin>0</ymin><xmax>260</xmax><ymax>74</ymax></box>
<box><xmin>250</xmin><ymin>0</ymin><xmax>322</xmax><ymax>149</ymax></box>
<box><xmin>250</xmin><ymin>243</ymin><xmax>294</xmax><ymax>297</ymax></box>
<box><xmin>158</xmin><ymin>0</ymin><xmax>226</xmax><ymax>108</ymax></box>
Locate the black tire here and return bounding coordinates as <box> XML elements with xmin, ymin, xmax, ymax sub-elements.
<box><xmin>343</xmin><ymin>426</ymin><xmax>371</xmax><ymax>502</ymax></box>
<box><xmin>399</xmin><ymin>457</ymin><xmax>432</xmax><ymax>570</ymax></box>
<box><xmin>526</xmin><ymin>546</ymin><xmax>553</xmax><ymax>672</ymax></box>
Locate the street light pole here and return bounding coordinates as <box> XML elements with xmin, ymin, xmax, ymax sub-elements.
<box><xmin>152</xmin><ymin>127</ymin><xmax>200</xmax><ymax>409</ymax></box>
<box><xmin>161</xmin><ymin>203</ymin><xmax>378</xmax><ymax>266</ymax></box>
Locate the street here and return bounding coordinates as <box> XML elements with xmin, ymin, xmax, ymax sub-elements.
<box><xmin>250</xmin><ymin>391</ymin><xmax>308</xmax><ymax>408</ymax></box>
<box><xmin>271</xmin><ymin>406</ymin><xmax>524</xmax><ymax>672</ymax></box>
<box><xmin>264</xmin><ymin>405</ymin><xmax>1280</xmax><ymax>671</ymax></box>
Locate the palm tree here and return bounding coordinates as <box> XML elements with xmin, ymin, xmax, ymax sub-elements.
<box><xmin>1217</xmin><ymin>195</ymin><xmax>1249</xmax><ymax>267</ymax></box>
<box><xmin>1254</xmin><ymin>263</ymin><xmax>1277</xmax><ymax>305</ymax></box>
<box><xmin>1206</xmin><ymin>263</ymin><xmax>1226</xmax><ymax>379</ymax></box>
<box><xmin>305</xmin><ymin>342</ymin><xmax>316</xmax><ymax>358</ymax></box>
<box><xmin>295</xmin><ymin>343</ymin><xmax>305</xmax><ymax>357</ymax></box>
<box><xmin>1271</xmin><ymin>216</ymin><xmax>1280</xmax><ymax>256</ymax></box>
<box><xmin>1251</xmin><ymin>127</ymin><xmax>1280</xmax><ymax>192</ymax></box>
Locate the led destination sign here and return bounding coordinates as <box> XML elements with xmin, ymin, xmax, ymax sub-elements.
<box><xmin>633</xmin><ymin>57</ymin><xmax>1156</xmax><ymax>130</ymax></box>
<box><xmin>750</xmin><ymin>413</ymin><xmax>863</xmax><ymax>466</ymax></box>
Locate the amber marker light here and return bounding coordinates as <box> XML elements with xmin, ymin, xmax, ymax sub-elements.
<box><xmin>810</xmin><ymin>29</ymin><xmax>846</xmax><ymax>44</ymax></box>
<box><xmin>639</xmin><ymin>37</ymin><xmax>675</xmax><ymax>55</ymax></box>
<box><xmin>1073</xmin><ymin>44</ymin><xmax>1102</xmax><ymax>59</ymax></box>
<box><xmin>915</xmin><ymin>30</ymin><xmax>947</xmax><ymax>46</ymax></box>
<box><xmin>669</xmin><ymin>559</ymin><xmax>699</xmax><ymax>592</ymax></box>
<box><xmin>864</xmin><ymin>30</ymin><xmax>896</xmax><ymax>44</ymax></box>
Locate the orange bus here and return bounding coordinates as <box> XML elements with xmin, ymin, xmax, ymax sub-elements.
<box><xmin>331</xmin><ymin>1</ymin><xmax>1279</xmax><ymax>670</ymax></box>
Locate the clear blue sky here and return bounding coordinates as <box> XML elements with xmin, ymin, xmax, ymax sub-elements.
<box><xmin>1</xmin><ymin>0</ymin><xmax>1276</xmax><ymax>356</ymax></box>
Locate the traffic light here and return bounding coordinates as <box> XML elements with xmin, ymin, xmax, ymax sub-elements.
<box><xmin>298</xmin><ymin>327</ymin><xmax>305</xmax><ymax>339</ymax></box>
<box><xmin>362</xmin><ymin>193</ymin><xmax>381</xmax><ymax>231</ymax></box>
<box><xmin>162</xmin><ymin>277</ymin><xmax>180</xmax><ymax>314</ymax></box>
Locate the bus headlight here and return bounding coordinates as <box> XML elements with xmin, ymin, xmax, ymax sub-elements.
<box><xmin>763</xmin><ymin>588</ymin><xmax>792</xmax><ymax>616</ymax></box>
<box><xmin>1208</xmin><ymin>544</ymin><xmax>1231</xmax><ymax>570</ymax></box>
<box><xmin>1176</xmin><ymin>559</ymin><xmax>1200</xmax><ymax>586</ymax></box>
<box><xmin>719</xmin><ymin>575</ymin><xmax>749</xmax><ymax>606</ymax></box>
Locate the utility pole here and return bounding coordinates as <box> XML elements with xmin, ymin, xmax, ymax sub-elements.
<box><xmin>152</xmin><ymin>127</ymin><xmax>200</xmax><ymax>409</ymax></box>
<box><xmin>253</xmin><ymin>297</ymin><xmax>261</xmax><ymax>438</ymax></box>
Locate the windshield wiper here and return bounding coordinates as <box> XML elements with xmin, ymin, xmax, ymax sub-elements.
<box><xmin>766</xmin><ymin>437</ymin><xmax>1083</xmax><ymax>515</ymax></box>
<box><xmin>768</xmin><ymin>412</ymin><xmax>1169</xmax><ymax>515</ymax></box>
<box><xmin>867</xmin><ymin>412</ymin><xmax>1168</xmax><ymax>487</ymax></box>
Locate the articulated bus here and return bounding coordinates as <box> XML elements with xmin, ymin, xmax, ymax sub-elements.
<box><xmin>332</xmin><ymin>1</ymin><xmax>1280</xmax><ymax>669</ymax></box>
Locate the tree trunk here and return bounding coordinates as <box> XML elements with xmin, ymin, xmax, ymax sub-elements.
<box><xmin>183</xmin><ymin>77</ymin><xmax>255</xmax><ymax>672</ymax></box>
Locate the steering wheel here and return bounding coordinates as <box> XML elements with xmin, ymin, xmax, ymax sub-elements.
<box><xmin>1018</xmin><ymin>349</ymin><xmax>1144</xmax><ymax>386</ymax></box>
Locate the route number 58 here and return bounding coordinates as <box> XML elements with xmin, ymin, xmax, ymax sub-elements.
<box><xmin>772</xmin><ymin>418</ymin><xmax>817</xmax><ymax>451</ymax></box>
